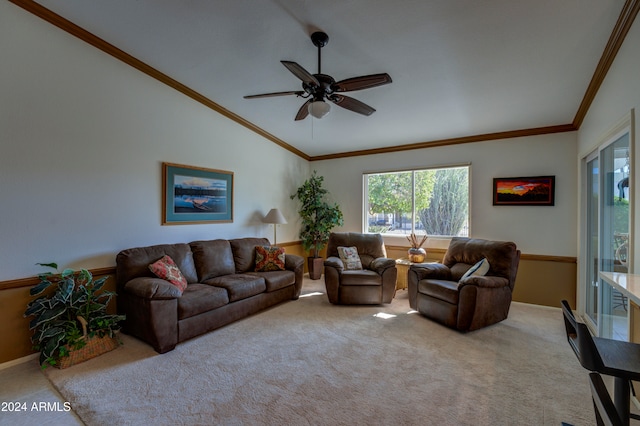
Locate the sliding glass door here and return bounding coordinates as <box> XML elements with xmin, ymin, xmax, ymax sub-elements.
<box><xmin>583</xmin><ymin>130</ymin><xmax>631</xmax><ymax>339</ymax></box>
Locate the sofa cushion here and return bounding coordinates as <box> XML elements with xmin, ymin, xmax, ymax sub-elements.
<box><xmin>230</xmin><ymin>237</ymin><xmax>271</xmax><ymax>273</ymax></box>
<box><xmin>178</xmin><ymin>284</ymin><xmax>229</xmax><ymax>320</ymax></box>
<box><xmin>204</xmin><ymin>274</ymin><xmax>266</xmax><ymax>302</ymax></box>
<box><xmin>148</xmin><ymin>255</ymin><xmax>188</xmax><ymax>293</ymax></box>
<box><xmin>337</xmin><ymin>246</ymin><xmax>363</xmax><ymax>270</ymax></box>
<box><xmin>190</xmin><ymin>239</ymin><xmax>235</xmax><ymax>280</ymax></box>
<box><xmin>255</xmin><ymin>246</ymin><xmax>286</xmax><ymax>272</ymax></box>
<box><xmin>116</xmin><ymin>243</ymin><xmax>198</xmax><ymax>292</ymax></box>
<box><xmin>250</xmin><ymin>270</ymin><xmax>295</xmax><ymax>292</ymax></box>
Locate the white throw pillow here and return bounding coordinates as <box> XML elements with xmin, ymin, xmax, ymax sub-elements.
<box><xmin>337</xmin><ymin>246</ymin><xmax>363</xmax><ymax>270</ymax></box>
<box><xmin>461</xmin><ymin>258</ymin><xmax>490</xmax><ymax>280</ymax></box>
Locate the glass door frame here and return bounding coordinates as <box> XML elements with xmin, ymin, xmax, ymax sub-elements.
<box><xmin>583</xmin><ymin>150</ymin><xmax>599</xmax><ymax>333</ymax></box>
<box><xmin>579</xmin><ymin>113</ymin><xmax>634</xmax><ymax>338</ymax></box>
<box><xmin>599</xmin><ymin>131</ymin><xmax>632</xmax><ymax>339</ymax></box>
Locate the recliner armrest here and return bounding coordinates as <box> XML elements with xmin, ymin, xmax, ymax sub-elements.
<box><xmin>370</xmin><ymin>257</ymin><xmax>396</xmax><ymax>275</ymax></box>
<box><xmin>409</xmin><ymin>263</ymin><xmax>452</xmax><ymax>281</ymax></box>
<box><xmin>460</xmin><ymin>275</ymin><xmax>510</xmax><ymax>289</ymax></box>
<box><xmin>123</xmin><ymin>277</ymin><xmax>183</xmax><ymax>300</ymax></box>
<box><xmin>324</xmin><ymin>256</ymin><xmax>344</xmax><ymax>271</ymax></box>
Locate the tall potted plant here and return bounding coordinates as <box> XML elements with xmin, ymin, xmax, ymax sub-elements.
<box><xmin>291</xmin><ymin>171</ymin><xmax>344</xmax><ymax>279</ymax></box>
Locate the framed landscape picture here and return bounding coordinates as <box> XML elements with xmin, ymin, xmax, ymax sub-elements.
<box><xmin>162</xmin><ymin>162</ymin><xmax>233</xmax><ymax>224</ymax></box>
<box><xmin>493</xmin><ymin>176</ymin><xmax>555</xmax><ymax>206</ymax></box>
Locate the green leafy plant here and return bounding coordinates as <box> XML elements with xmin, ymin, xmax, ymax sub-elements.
<box><xmin>290</xmin><ymin>171</ymin><xmax>344</xmax><ymax>257</ymax></box>
<box><xmin>24</xmin><ymin>263</ymin><xmax>125</xmax><ymax>368</ymax></box>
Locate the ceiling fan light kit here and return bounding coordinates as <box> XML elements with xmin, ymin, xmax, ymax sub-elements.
<box><xmin>244</xmin><ymin>31</ymin><xmax>391</xmax><ymax>121</ymax></box>
<box><xmin>308</xmin><ymin>100</ymin><xmax>331</xmax><ymax>118</ymax></box>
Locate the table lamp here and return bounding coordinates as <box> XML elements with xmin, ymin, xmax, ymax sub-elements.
<box><xmin>263</xmin><ymin>208</ymin><xmax>287</xmax><ymax>245</ymax></box>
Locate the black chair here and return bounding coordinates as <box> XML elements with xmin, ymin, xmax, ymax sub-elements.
<box><xmin>561</xmin><ymin>299</ymin><xmax>580</xmax><ymax>355</ymax></box>
<box><xmin>590</xmin><ymin>372</ymin><xmax>624</xmax><ymax>426</ymax></box>
<box><xmin>561</xmin><ymin>300</ymin><xmax>640</xmax><ymax>425</ymax></box>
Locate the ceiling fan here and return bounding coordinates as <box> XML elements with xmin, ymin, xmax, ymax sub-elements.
<box><xmin>244</xmin><ymin>31</ymin><xmax>392</xmax><ymax>120</ymax></box>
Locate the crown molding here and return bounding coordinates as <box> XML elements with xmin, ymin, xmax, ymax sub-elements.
<box><xmin>309</xmin><ymin>124</ymin><xmax>577</xmax><ymax>161</ymax></box>
<box><xmin>7</xmin><ymin>0</ymin><xmax>310</xmax><ymax>161</ymax></box>
<box><xmin>573</xmin><ymin>0</ymin><xmax>640</xmax><ymax>129</ymax></box>
<box><xmin>8</xmin><ymin>0</ymin><xmax>638</xmax><ymax>161</ymax></box>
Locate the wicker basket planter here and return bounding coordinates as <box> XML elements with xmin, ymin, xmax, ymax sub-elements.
<box><xmin>24</xmin><ymin>266</ymin><xmax>125</xmax><ymax>369</ymax></box>
<box><xmin>56</xmin><ymin>335</ymin><xmax>119</xmax><ymax>369</ymax></box>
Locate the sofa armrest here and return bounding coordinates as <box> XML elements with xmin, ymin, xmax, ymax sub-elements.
<box><xmin>409</xmin><ymin>263</ymin><xmax>452</xmax><ymax>281</ymax></box>
<box><xmin>370</xmin><ymin>257</ymin><xmax>396</xmax><ymax>275</ymax></box>
<box><xmin>283</xmin><ymin>254</ymin><xmax>304</xmax><ymax>299</ymax></box>
<box><xmin>123</xmin><ymin>277</ymin><xmax>182</xmax><ymax>300</ymax></box>
<box><xmin>460</xmin><ymin>275</ymin><xmax>510</xmax><ymax>289</ymax></box>
<box><xmin>324</xmin><ymin>256</ymin><xmax>344</xmax><ymax>271</ymax></box>
<box><xmin>284</xmin><ymin>254</ymin><xmax>304</xmax><ymax>270</ymax></box>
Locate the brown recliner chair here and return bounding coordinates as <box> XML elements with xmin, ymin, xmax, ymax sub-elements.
<box><xmin>323</xmin><ymin>232</ymin><xmax>397</xmax><ymax>304</ymax></box>
<box><xmin>408</xmin><ymin>237</ymin><xmax>520</xmax><ymax>331</ymax></box>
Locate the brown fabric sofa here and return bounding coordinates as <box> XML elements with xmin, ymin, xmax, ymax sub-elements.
<box><xmin>408</xmin><ymin>237</ymin><xmax>520</xmax><ymax>331</ymax></box>
<box><xmin>323</xmin><ymin>232</ymin><xmax>397</xmax><ymax>304</ymax></box>
<box><xmin>116</xmin><ymin>237</ymin><xmax>304</xmax><ymax>353</ymax></box>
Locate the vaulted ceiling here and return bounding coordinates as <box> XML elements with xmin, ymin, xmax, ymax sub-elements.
<box><xmin>11</xmin><ymin>0</ymin><xmax>639</xmax><ymax>159</ymax></box>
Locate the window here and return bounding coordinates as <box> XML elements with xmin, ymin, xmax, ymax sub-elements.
<box><xmin>363</xmin><ymin>165</ymin><xmax>469</xmax><ymax>237</ymax></box>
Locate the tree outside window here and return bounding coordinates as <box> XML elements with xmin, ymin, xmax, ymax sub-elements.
<box><xmin>364</xmin><ymin>166</ymin><xmax>469</xmax><ymax>237</ymax></box>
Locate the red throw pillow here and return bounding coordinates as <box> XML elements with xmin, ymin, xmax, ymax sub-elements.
<box><xmin>255</xmin><ymin>246</ymin><xmax>285</xmax><ymax>272</ymax></box>
<box><xmin>148</xmin><ymin>255</ymin><xmax>188</xmax><ymax>293</ymax></box>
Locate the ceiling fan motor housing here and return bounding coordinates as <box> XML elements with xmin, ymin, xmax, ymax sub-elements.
<box><xmin>304</xmin><ymin>74</ymin><xmax>335</xmax><ymax>101</ymax></box>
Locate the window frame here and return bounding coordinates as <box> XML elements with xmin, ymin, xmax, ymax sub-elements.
<box><xmin>362</xmin><ymin>164</ymin><xmax>471</xmax><ymax>238</ymax></box>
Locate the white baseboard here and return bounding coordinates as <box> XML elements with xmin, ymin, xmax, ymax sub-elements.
<box><xmin>0</xmin><ymin>353</ymin><xmax>38</xmax><ymax>371</ymax></box>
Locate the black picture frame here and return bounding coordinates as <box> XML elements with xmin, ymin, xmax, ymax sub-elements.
<box><xmin>493</xmin><ymin>176</ymin><xmax>555</xmax><ymax>206</ymax></box>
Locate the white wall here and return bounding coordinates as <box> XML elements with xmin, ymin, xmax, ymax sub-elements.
<box><xmin>312</xmin><ymin>131</ymin><xmax>578</xmax><ymax>257</ymax></box>
<box><xmin>577</xmin><ymin>16</ymin><xmax>640</xmax><ymax>271</ymax></box>
<box><xmin>0</xmin><ymin>2</ymin><xmax>309</xmax><ymax>280</ymax></box>
<box><xmin>0</xmin><ymin>0</ymin><xmax>587</xmax><ymax>282</ymax></box>
<box><xmin>577</xmin><ymin>18</ymin><xmax>640</xmax><ymax>156</ymax></box>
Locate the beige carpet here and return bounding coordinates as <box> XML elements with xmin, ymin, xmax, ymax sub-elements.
<box><xmin>44</xmin><ymin>278</ymin><xmax>594</xmax><ymax>425</ymax></box>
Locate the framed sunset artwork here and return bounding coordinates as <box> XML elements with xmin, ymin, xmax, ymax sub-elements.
<box><xmin>492</xmin><ymin>176</ymin><xmax>555</xmax><ymax>206</ymax></box>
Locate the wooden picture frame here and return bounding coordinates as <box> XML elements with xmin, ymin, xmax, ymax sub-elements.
<box><xmin>162</xmin><ymin>162</ymin><xmax>234</xmax><ymax>224</ymax></box>
<box><xmin>493</xmin><ymin>176</ymin><xmax>555</xmax><ymax>206</ymax></box>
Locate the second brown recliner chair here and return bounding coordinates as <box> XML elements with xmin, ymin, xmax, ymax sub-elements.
<box><xmin>408</xmin><ymin>237</ymin><xmax>520</xmax><ymax>331</ymax></box>
<box><xmin>323</xmin><ymin>232</ymin><xmax>397</xmax><ymax>305</ymax></box>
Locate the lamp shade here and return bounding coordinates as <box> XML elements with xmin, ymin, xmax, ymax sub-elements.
<box><xmin>263</xmin><ymin>208</ymin><xmax>287</xmax><ymax>224</ymax></box>
<box><xmin>308</xmin><ymin>100</ymin><xmax>331</xmax><ymax>119</ymax></box>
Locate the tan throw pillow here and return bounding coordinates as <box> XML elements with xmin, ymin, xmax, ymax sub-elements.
<box><xmin>337</xmin><ymin>246</ymin><xmax>363</xmax><ymax>270</ymax></box>
<box><xmin>148</xmin><ymin>255</ymin><xmax>188</xmax><ymax>293</ymax></box>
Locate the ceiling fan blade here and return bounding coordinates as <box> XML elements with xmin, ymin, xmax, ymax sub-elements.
<box><xmin>295</xmin><ymin>99</ymin><xmax>312</xmax><ymax>121</ymax></box>
<box><xmin>244</xmin><ymin>91</ymin><xmax>304</xmax><ymax>99</ymax></box>
<box><xmin>281</xmin><ymin>61</ymin><xmax>319</xmax><ymax>87</ymax></box>
<box><xmin>333</xmin><ymin>73</ymin><xmax>392</xmax><ymax>92</ymax></box>
<box><xmin>329</xmin><ymin>94</ymin><xmax>376</xmax><ymax>116</ymax></box>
